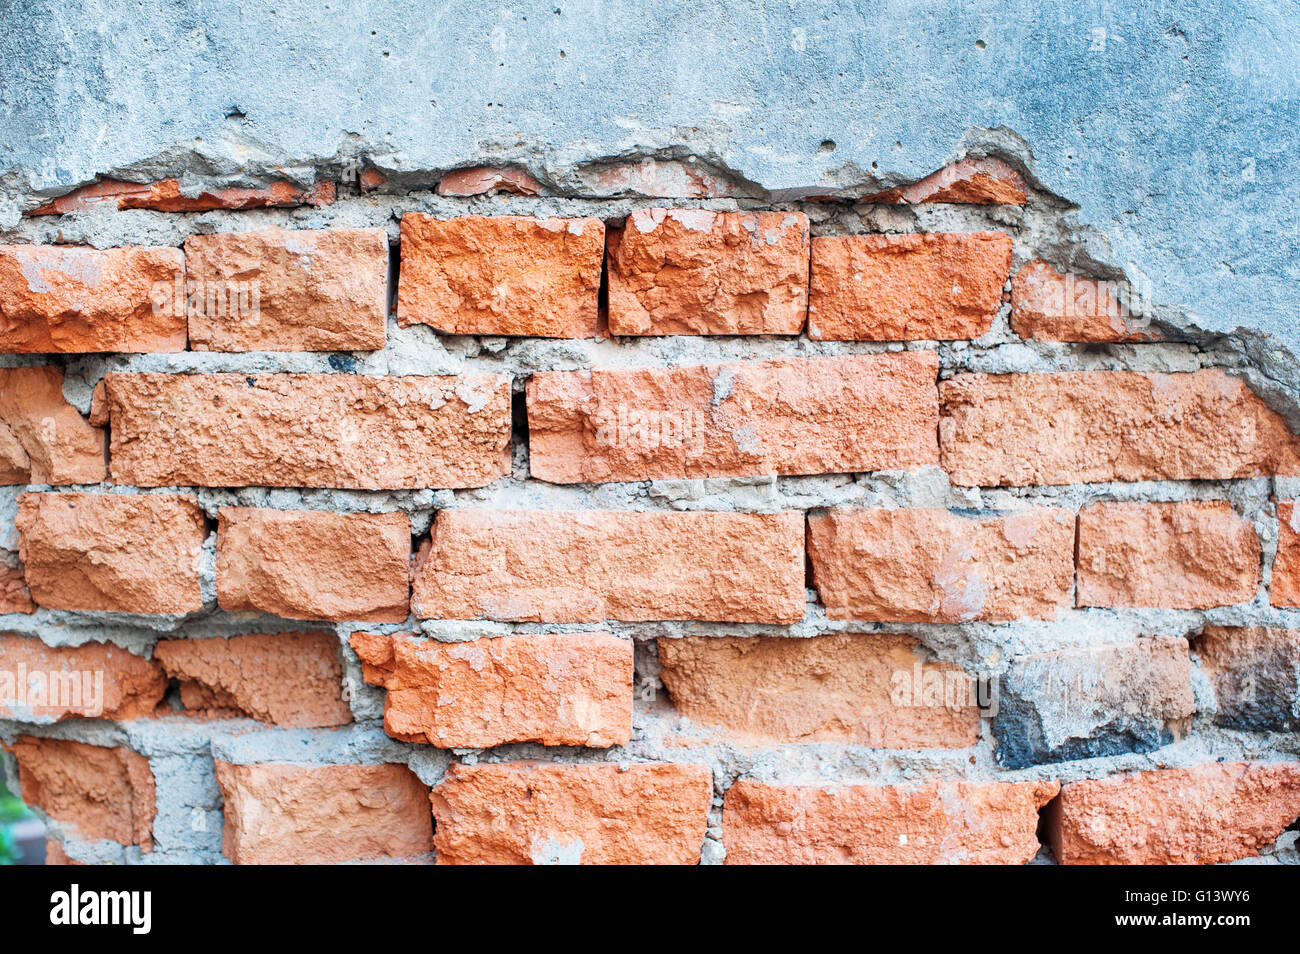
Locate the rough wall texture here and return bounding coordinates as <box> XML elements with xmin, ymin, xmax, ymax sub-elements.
<box><xmin>0</xmin><ymin>3</ymin><xmax>1298</xmax><ymax>866</ymax></box>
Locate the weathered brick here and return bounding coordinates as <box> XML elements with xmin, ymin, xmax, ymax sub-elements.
<box><xmin>606</xmin><ymin>209</ymin><xmax>809</xmax><ymax>335</ymax></box>
<box><xmin>1010</xmin><ymin>260</ymin><xmax>1157</xmax><ymax>342</ymax></box>
<box><xmin>185</xmin><ymin>227</ymin><xmax>389</xmax><ymax>351</ymax></box>
<box><xmin>807</xmin><ymin>507</ymin><xmax>1074</xmax><ymax>622</ymax></box>
<box><xmin>0</xmin><ymin>366</ymin><xmax>106</xmax><ymax>485</ymax></box>
<box><xmin>1192</xmin><ymin>626</ymin><xmax>1300</xmax><ymax>731</ymax></box>
<box><xmin>0</xmin><ymin>635</ymin><xmax>167</xmax><ymax>721</ymax></box>
<box><xmin>940</xmin><ymin>369</ymin><xmax>1300</xmax><ymax>485</ymax></box>
<box><xmin>352</xmin><ymin>631</ymin><xmax>632</xmax><ymax>747</ymax></box>
<box><xmin>723</xmin><ymin>778</ymin><xmax>1058</xmax><ymax>864</ymax></box>
<box><xmin>993</xmin><ymin>637</ymin><xmax>1194</xmax><ymax>768</ymax></box>
<box><xmin>1269</xmin><ymin>500</ymin><xmax>1300</xmax><ymax>606</ymax></box>
<box><xmin>216</xmin><ymin>508</ymin><xmax>410</xmax><ymax>623</ymax></box>
<box><xmin>657</xmin><ymin>633</ymin><xmax>981</xmax><ymax>748</ymax></box>
<box><xmin>1076</xmin><ymin>501</ymin><xmax>1259</xmax><ymax>609</ymax></box>
<box><xmin>7</xmin><ymin>736</ymin><xmax>155</xmax><ymax>848</ymax></box>
<box><xmin>214</xmin><ymin>761</ymin><xmax>433</xmax><ymax>864</ymax></box>
<box><xmin>412</xmin><ymin>509</ymin><xmax>804</xmax><ymax>623</ymax></box>
<box><xmin>0</xmin><ymin>244</ymin><xmax>185</xmax><ymax>353</ymax></box>
<box><xmin>865</xmin><ymin>157</ymin><xmax>1028</xmax><ymax>205</ymax></box>
<box><xmin>0</xmin><ymin>556</ymin><xmax>35</xmax><ymax>614</ymax></box>
<box><xmin>1047</xmin><ymin>762</ymin><xmax>1300</xmax><ymax>864</ymax></box>
<box><xmin>396</xmin><ymin>214</ymin><xmax>604</xmax><ymax>337</ymax></box>
<box><xmin>808</xmin><ymin>232</ymin><xmax>1011</xmax><ymax>340</ymax></box>
<box><xmin>576</xmin><ymin>159</ymin><xmax>735</xmax><ymax>199</ymax></box>
<box><xmin>43</xmin><ymin>840</ymin><xmax>78</xmax><ymax>864</ymax></box>
<box><xmin>429</xmin><ymin>762</ymin><xmax>712</xmax><ymax>864</ymax></box>
<box><xmin>527</xmin><ymin>352</ymin><xmax>939</xmax><ymax>483</ymax></box>
<box><xmin>118</xmin><ymin>179</ymin><xmax>335</xmax><ymax>212</ymax></box>
<box><xmin>154</xmin><ymin>632</ymin><xmax>351</xmax><ymax>728</ymax></box>
<box><xmin>16</xmin><ymin>492</ymin><xmax>205</xmax><ymax>614</ymax></box>
<box><xmin>436</xmin><ymin>167</ymin><xmax>542</xmax><ymax>196</ymax></box>
<box><xmin>101</xmin><ymin>372</ymin><xmax>511</xmax><ymax>490</ymax></box>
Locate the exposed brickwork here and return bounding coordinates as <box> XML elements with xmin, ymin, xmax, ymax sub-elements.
<box><xmin>412</xmin><ymin>509</ymin><xmax>805</xmax><ymax>623</ymax></box>
<box><xmin>429</xmin><ymin>762</ymin><xmax>712</xmax><ymax>864</ymax></box>
<box><xmin>807</xmin><ymin>507</ymin><xmax>1074</xmax><ymax>622</ymax></box>
<box><xmin>0</xmin><ymin>365</ymin><xmax>105</xmax><ymax>485</ymax></box>
<box><xmin>723</xmin><ymin>778</ymin><xmax>1058</xmax><ymax>864</ymax></box>
<box><xmin>1010</xmin><ymin>260</ymin><xmax>1157</xmax><ymax>342</ymax></box>
<box><xmin>0</xmin><ymin>636</ymin><xmax>167</xmax><ymax>721</ymax></box>
<box><xmin>527</xmin><ymin>352</ymin><xmax>939</xmax><ymax>482</ymax></box>
<box><xmin>351</xmin><ymin>631</ymin><xmax>632</xmax><ymax>747</ymax></box>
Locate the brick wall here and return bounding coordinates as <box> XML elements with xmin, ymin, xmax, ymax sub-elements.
<box><xmin>2</xmin><ymin>157</ymin><xmax>1298</xmax><ymax>865</ymax></box>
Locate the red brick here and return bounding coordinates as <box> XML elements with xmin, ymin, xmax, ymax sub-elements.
<box><xmin>0</xmin><ymin>557</ymin><xmax>35</xmax><ymax>614</ymax></box>
<box><xmin>101</xmin><ymin>372</ymin><xmax>511</xmax><ymax>490</ymax></box>
<box><xmin>118</xmin><ymin>179</ymin><xmax>335</xmax><ymax>212</ymax></box>
<box><xmin>0</xmin><ymin>366</ymin><xmax>105</xmax><ymax>485</ymax></box>
<box><xmin>184</xmin><ymin>227</ymin><xmax>389</xmax><ymax>351</ymax></box>
<box><xmin>657</xmin><ymin>633</ymin><xmax>981</xmax><ymax>747</ymax></box>
<box><xmin>807</xmin><ymin>507</ymin><xmax>1074</xmax><ymax>622</ymax></box>
<box><xmin>1011</xmin><ymin>260</ymin><xmax>1158</xmax><ymax>342</ymax></box>
<box><xmin>396</xmin><ymin>214</ymin><xmax>604</xmax><ymax>337</ymax></box>
<box><xmin>16</xmin><ymin>492</ymin><xmax>205</xmax><ymax>614</ymax></box>
<box><xmin>154</xmin><ymin>632</ymin><xmax>351</xmax><ymax>728</ymax></box>
<box><xmin>0</xmin><ymin>635</ymin><xmax>167</xmax><ymax>721</ymax></box>
<box><xmin>1077</xmin><ymin>501</ymin><xmax>1260</xmax><ymax>609</ymax></box>
<box><xmin>217</xmin><ymin>508</ymin><xmax>410</xmax><ymax>623</ymax></box>
<box><xmin>606</xmin><ymin>209</ymin><xmax>809</xmax><ymax>335</ymax></box>
<box><xmin>0</xmin><ymin>244</ymin><xmax>185</xmax><ymax>353</ymax></box>
<box><xmin>527</xmin><ymin>351</ymin><xmax>939</xmax><ymax>483</ymax></box>
<box><xmin>1269</xmin><ymin>500</ymin><xmax>1300</xmax><ymax>606</ymax></box>
<box><xmin>577</xmin><ymin>159</ymin><xmax>735</xmax><ymax>199</ymax></box>
<box><xmin>429</xmin><ymin>762</ymin><xmax>712</xmax><ymax>864</ymax></box>
<box><xmin>27</xmin><ymin>179</ymin><xmax>334</xmax><ymax>215</ymax></box>
<box><xmin>1047</xmin><ymin>762</ymin><xmax>1300</xmax><ymax>864</ymax></box>
<box><xmin>352</xmin><ymin>631</ymin><xmax>632</xmax><ymax>747</ymax></box>
<box><xmin>436</xmin><ymin>167</ymin><xmax>542</xmax><ymax>196</ymax></box>
<box><xmin>808</xmin><ymin>232</ymin><xmax>1011</xmax><ymax>340</ymax></box>
<box><xmin>412</xmin><ymin>509</ymin><xmax>805</xmax><ymax>623</ymax></box>
<box><xmin>8</xmin><ymin>736</ymin><xmax>155</xmax><ymax>848</ymax></box>
<box><xmin>865</xmin><ymin>157</ymin><xmax>1028</xmax><ymax>205</ymax></box>
<box><xmin>723</xmin><ymin>777</ymin><xmax>1058</xmax><ymax>864</ymax></box>
<box><xmin>215</xmin><ymin>761</ymin><xmax>432</xmax><ymax>864</ymax></box>
<box><xmin>940</xmin><ymin>370</ymin><xmax>1300</xmax><ymax>485</ymax></box>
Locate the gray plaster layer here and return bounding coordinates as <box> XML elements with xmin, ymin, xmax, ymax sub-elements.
<box><xmin>0</xmin><ymin>0</ymin><xmax>1297</xmax><ymax>354</ymax></box>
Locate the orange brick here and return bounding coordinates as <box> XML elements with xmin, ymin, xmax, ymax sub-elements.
<box><xmin>1047</xmin><ymin>762</ymin><xmax>1300</xmax><ymax>864</ymax></box>
<box><xmin>154</xmin><ymin>632</ymin><xmax>351</xmax><ymax>728</ymax></box>
<box><xmin>8</xmin><ymin>736</ymin><xmax>155</xmax><ymax>848</ymax></box>
<box><xmin>412</xmin><ymin>509</ymin><xmax>805</xmax><ymax>624</ymax></box>
<box><xmin>940</xmin><ymin>369</ymin><xmax>1300</xmax><ymax>485</ymax></box>
<box><xmin>215</xmin><ymin>761</ymin><xmax>432</xmax><ymax>864</ymax></box>
<box><xmin>606</xmin><ymin>209</ymin><xmax>809</xmax><ymax>335</ymax></box>
<box><xmin>723</xmin><ymin>777</ymin><xmax>1058</xmax><ymax>864</ymax></box>
<box><xmin>436</xmin><ymin>167</ymin><xmax>542</xmax><ymax>196</ymax></box>
<box><xmin>352</xmin><ymin>631</ymin><xmax>632</xmax><ymax>748</ymax></box>
<box><xmin>0</xmin><ymin>635</ymin><xmax>166</xmax><ymax>721</ymax></box>
<box><xmin>527</xmin><ymin>352</ymin><xmax>938</xmax><ymax>483</ymax></box>
<box><xmin>1269</xmin><ymin>500</ymin><xmax>1300</xmax><ymax>606</ymax></box>
<box><xmin>807</xmin><ymin>507</ymin><xmax>1074</xmax><ymax>622</ymax></box>
<box><xmin>185</xmin><ymin>227</ymin><xmax>388</xmax><ymax>351</ymax></box>
<box><xmin>578</xmin><ymin>159</ymin><xmax>736</xmax><ymax>199</ymax></box>
<box><xmin>0</xmin><ymin>244</ymin><xmax>185</xmax><ymax>353</ymax></box>
<box><xmin>0</xmin><ymin>366</ymin><xmax>105</xmax><ymax>485</ymax></box>
<box><xmin>216</xmin><ymin>508</ymin><xmax>410</xmax><ymax>623</ymax></box>
<box><xmin>0</xmin><ymin>558</ymin><xmax>35</xmax><ymax>614</ymax></box>
<box><xmin>429</xmin><ymin>762</ymin><xmax>712</xmax><ymax>864</ymax></box>
<box><xmin>657</xmin><ymin>633</ymin><xmax>981</xmax><ymax>747</ymax></box>
<box><xmin>101</xmin><ymin>372</ymin><xmax>511</xmax><ymax>490</ymax></box>
<box><xmin>865</xmin><ymin>157</ymin><xmax>1027</xmax><ymax>205</ymax></box>
<box><xmin>396</xmin><ymin>214</ymin><xmax>604</xmax><ymax>337</ymax></box>
<box><xmin>1077</xmin><ymin>501</ymin><xmax>1259</xmax><ymax>609</ymax></box>
<box><xmin>808</xmin><ymin>231</ymin><xmax>1011</xmax><ymax>340</ymax></box>
<box><xmin>16</xmin><ymin>492</ymin><xmax>205</xmax><ymax>614</ymax></box>
<box><xmin>118</xmin><ymin>178</ymin><xmax>335</xmax><ymax>212</ymax></box>
<box><xmin>1010</xmin><ymin>260</ymin><xmax>1157</xmax><ymax>342</ymax></box>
